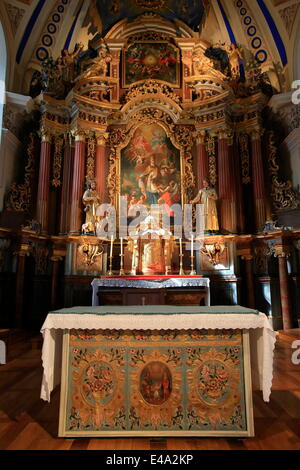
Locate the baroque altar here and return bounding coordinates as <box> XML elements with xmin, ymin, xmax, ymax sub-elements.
<box><xmin>3</xmin><ymin>5</ymin><xmax>299</xmax><ymax>333</ymax></box>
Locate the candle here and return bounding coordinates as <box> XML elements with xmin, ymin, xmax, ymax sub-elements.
<box><xmin>120</xmin><ymin>237</ymin><xmax>123</xmax><ymax>256</ymax></box>
<box><xmin>179</xmin><ymin>238</ymin><xmax>183</xmax><ymax>256</ymax></box>
<box><xmin>191</xmin><ymin>235</ymin><xmax>194</xmax><ymax>256</ymax></box>
<box><xmin>110</xmin><ymin>235</ymin><xmax>114</xmax><ymax>258</ymax></box>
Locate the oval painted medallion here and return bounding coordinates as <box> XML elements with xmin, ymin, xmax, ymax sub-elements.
<box><xmin>140</xmin><ymin>361</ymin><xmax>172</xmax><ymax>405</ymax></box>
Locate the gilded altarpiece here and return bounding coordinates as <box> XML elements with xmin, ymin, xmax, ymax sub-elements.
<box><xmin>59</xmin><ymin>329</ymin><xmax>254</xmax><ymax>437</ymax></box>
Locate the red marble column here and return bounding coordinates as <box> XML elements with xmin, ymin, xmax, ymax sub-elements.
<box><xmin>218</xmin><ymin>133</ymin><xmax>237</xmax><ymax>233</ymax></box>
<box><xmin>95</xmin><ymin>134</ymin><xmax>108</xmax><ymax>202</ymax></box>
<box><xmin>251</xmin><ymin>131</ymin><xmax>266</xmax><ymax>232</ymax></box>
<box><xmin>196</xmin><ymin>134</ymin><xmax>209</xmax><ymax>190</ymax></box>
<box><xmin>276</xmin><ymin>247</ymin><xmax>293</xmax><ymax>330</ymax></box>
<box><xmin>69</xmin><ymin>134</ymin><xmax>86</xmax><ymax>234</ymax></box>
<box><xmin>36</xmin><ymin>133</ymin><xmax>51</xmax><ymax>234</ymax></box>
<box><xmin>243</xmin><ymin>255</ymin><xmax>256</xmax><ymax>309</ymax></box>
<box><xmin>59</xmin><ymin>143</ymin><xmax>72</xmax><ymax>235</ymax></box>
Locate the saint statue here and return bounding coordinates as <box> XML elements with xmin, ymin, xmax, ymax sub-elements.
<box><xmin>226</xmin><ymin>43</ymin><xmax>243</xmax><ymax>77</ymax></box>
<box><xmin>61</xmin><ymin>43</ymin><xmax>84</xmax><ymax>83</ymax></box>
<box><xmin>81</xmin><ymin>40</ymin><xmax>112</xmax><ymax>79</ymax></box>
<box><xmin>190</xmin><ymin>178</ymin><xmax>219</xmax><ymax>233</ymax></box>
<box><xmin>82</xmin><ymin>180</ymin><xmax>101</xmax><ymax>235</ymax></box>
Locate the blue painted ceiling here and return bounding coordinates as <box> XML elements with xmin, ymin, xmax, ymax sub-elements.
<box><xmin>97</xmin><ymin>0</ymin><xmax>207</xmax><ymax>36</ymax></box>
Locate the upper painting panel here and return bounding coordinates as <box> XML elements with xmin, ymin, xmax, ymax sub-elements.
<box><xmin>123</xmin><ymin>41</ymin><xmax>180</xmax><ymax>87</ymax></box>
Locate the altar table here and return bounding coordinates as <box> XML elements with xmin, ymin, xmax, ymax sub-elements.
<box><xmin>91</xmin><ymin>276</ymin><xmax>211</xmax><ymax>307</ymax></box>
<box><xmin>40</xmin><ymin>306</ymin><xmax>276</xmax><ymax>437</ymax></box>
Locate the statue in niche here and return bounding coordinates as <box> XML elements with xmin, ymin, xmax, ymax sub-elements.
<box><xmin>82</xmin><ymin>180</ymin><xmax>101</xmax><ymax>235</ymax></box>
<box><xmin>190</xmin><ymin>178</ymin><xmax>219</xmax><ymax>233</ymax></box>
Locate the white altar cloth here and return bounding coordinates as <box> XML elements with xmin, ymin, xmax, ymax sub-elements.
<box><xmin>40</xmin><ymin>306</ymin><xmax>276</xmax><ymax>403</ymax></box>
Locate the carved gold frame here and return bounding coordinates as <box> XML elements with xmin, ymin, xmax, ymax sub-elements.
<box><xmin>122</xmin><ymin>41</ymin><xmax>181</xmax><ymax>88</ymax></box>
<box><xmin>107</xmin><ymin>111</ymin><xmax>195</xmax><ymax>215</ymax></box>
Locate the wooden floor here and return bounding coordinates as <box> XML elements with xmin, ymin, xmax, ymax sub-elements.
<box><xmin>0</xmin><ymin>331</ymin><xmax>300</xmax><ymax>450</ymax></box>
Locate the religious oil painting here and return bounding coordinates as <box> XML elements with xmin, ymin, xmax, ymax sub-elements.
<box><xmin>123</xmin><ymin>42</ymin><xmax>180</xmax><ymax>87</ymax></box>
<box><xmin>139</xmin><ymin>361</ymin><xmax>172</xmax><ymax>405</ymax></box>
<box><xmin>120</xmin><ymin>124</ymin><xmax>182</xmax><ymax>212</ymax></box>
<box><xmin>59</xmin><ymin>329</ymin><xmax>254</xmax><ymax>437</ymax></box>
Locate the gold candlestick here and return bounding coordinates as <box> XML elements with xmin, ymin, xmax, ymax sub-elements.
<box><xmin>108</xmin><ymin>254</ymin><xmax>113</xmax><ymax>276</ymax></box>
<box><xmin>190</xmin><ymin>255</ymin><xmax>196</xmax><ymax>276</ymax></box>
<box><xmin>179</xmin><ymin>253</ymin><xmax>184</xmax><ymax>276</ymax></box>
<box><xmin>119</xmin><ymin>254</ymin><xmax>125</xmax><ymax>276</ymax></box>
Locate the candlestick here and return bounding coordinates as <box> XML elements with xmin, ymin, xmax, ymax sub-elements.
<box><xmin>190</xmin><ymin>235</ymin><xmax>196</xmax><ymax>276</ymax></box>
<box><xmin>110</xmin><ymin>235</ymin><xmax>114</xmax><ymax>258</ymax></box>
<box><xmin>108</xmin><ymin>235</ymin><xmax>114</xmax><ymax>276</ymax></box>
<box><xmin>119</xmin><ymin>237</ymin><xmax>125</xmax><ymax>276</ymax></box>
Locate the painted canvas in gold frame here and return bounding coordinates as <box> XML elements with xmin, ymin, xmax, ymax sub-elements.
<box><xmin>58</xmin><ymin>328</ymin><xmax>254</xmax><ymax>437</ymax></box>
<box><xmin>123</xmin><ymin>41</ymin><xmax>181</xmax><ymax>88</ymax></box>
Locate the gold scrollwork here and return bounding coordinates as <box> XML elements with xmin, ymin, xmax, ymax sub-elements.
<box><xmin>52</xmin><ymin>135</ymin><xmax>64</xmax><ymax>187</ymax></box>
<box><xmin>239</xmin><ymin>134</ymin><xmax>251</xmax><ymax>185</ymax></box>
<box><xmin>201</xmin><ymin>243</ymin><xmax>226</xmax><ymax>266</ymax></box>
<box><xmin>86</xmin><ymin>134</ymin><xmax>96</xmax><ymax>181</ymax></box>
<box><xmin>206</xmin><ymin>135</ymin><xmax>217</xmax><ymax>187</ymax></box>
<box><xmin>267</xmin><ymin>131</ymin><xmax>298</xmax><ymax>210</ymax></box>
<box><xmin>124</xmin><ymin>79</ymin><xmax>181</xmax><ymax>105</ymax></box>
<box><xmin>5</xmin><ymin>133</ymin><xmax>36</xmax><ymax>212</ymax></box>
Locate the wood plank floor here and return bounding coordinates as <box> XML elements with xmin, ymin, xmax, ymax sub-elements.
<box><xmin>0</xmin><ymin>331</ymin><xmax>300</xmax><ymax>450</ymax></box>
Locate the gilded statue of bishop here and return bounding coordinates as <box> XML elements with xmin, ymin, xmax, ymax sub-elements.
<box><xmin>190</xmin><ymin>178</ymin><xmax>219</xmax><ymax>233</ymax></box>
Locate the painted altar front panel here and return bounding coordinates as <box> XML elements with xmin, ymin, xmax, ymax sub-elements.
<box><xmin>59</xmin><ymin>329</ymin><xmax>254</xmax><ymax>437</ymax></box>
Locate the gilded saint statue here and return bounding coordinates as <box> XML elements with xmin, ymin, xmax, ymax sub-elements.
<box><xmin>190</xmin><ymin>178</ymin><xmax>219</xmax><ymax>233</ymax></box>
<box><xmin>82</xmin><ymin>180</ymin><xmax>101</xmax><ymax>235</ymax></box>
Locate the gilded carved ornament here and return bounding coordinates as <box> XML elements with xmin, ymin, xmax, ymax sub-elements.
<box><xmin>238</xmin><ymin>134</ymin><xmax>251</xmax><ymax>185</ymax></box>
<box><xmin>273</xmin><ymin>244</ymin><xmax>292</xmax><ymax>259</ymax></box>
<box><xmin>206</xmin><ymin>135</ymin><xmax>217</xmax><ymax>187</ymax></box>
<box><xmin>267</xmin><ymin>132</ymin><xmax>298</xmax><ymax>210</ymax></box>
<box><xmin>78</xmin><ymin>243</ymin><xmax>104</xmax><ymax>267</ymax></box>
<box><xmin>201</xmin><ymin>243</ymin><xmax>225</xmax><ymax>266</ymax></box>
<box><xmin>5</xmin><ymin>133</ymin><xmax>37</xmax><ymax>213</ymax></box>
<box><xmin>52</xmin><ymin>135</ymin><xmax>64</xmax><ymax>188</ymax></box>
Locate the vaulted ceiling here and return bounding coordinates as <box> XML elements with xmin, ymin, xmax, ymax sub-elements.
<box><xmin>0</xmin><ymin>0</ymin><xmax>299</xmax><ymax>94</ymax></box>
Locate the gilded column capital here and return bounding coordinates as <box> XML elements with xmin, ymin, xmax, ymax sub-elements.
<box><xmin>250</xmin><ymin>128</ymin><xmax>263</xmax><ymax>141</ymax></box>
<box><xmin>217</xmin><ymin>129</ymin><xmax>233</xmax><ymax>144</ymax></box>
<box><xmin>241</xmin><ymin>254</ymin><xmax>254</xmax><ymax>261</ymax></box>
<box><xmin>95</xmin><ymin>132</ymin><xmax>109</xmax><ymax>146</ymax></box>
<box><xmin>195</xmin><ymin>131</ymin><xmax>206</xmax><ymax>145</ymax></box>
<box><xmin>273</xmin><ymin>244</ymin><xmax>292</xmax><ymax>258</ymax></box>
<box><xmin>40</xmin><ymin>128</ymin><xmax>52</xmax><ymax>143</ymax></box>
<box><xmin>72</xmin><ymin>129</ymin><xmax>86</xmax><ymax>142</ymax></box>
